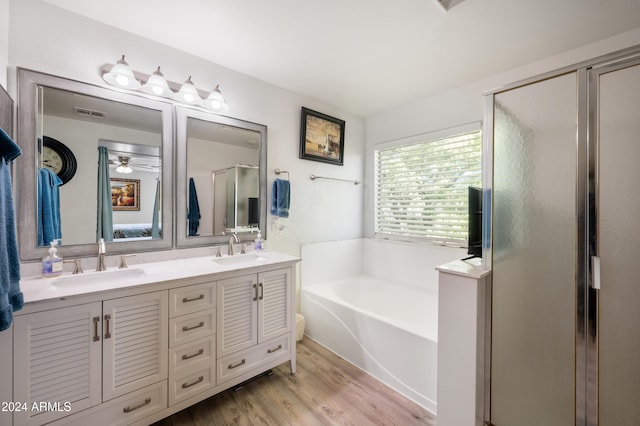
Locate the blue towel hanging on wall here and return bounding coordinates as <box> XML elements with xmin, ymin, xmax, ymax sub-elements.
<box><xmin>0</xmin><ymin>127</ymin><xmax>23</xmax><ymax>331</ymax></box>
<box><xmin>271</xmin><ymin>178</ymin><xmax>290</xmax><ymax>218</ymax></box>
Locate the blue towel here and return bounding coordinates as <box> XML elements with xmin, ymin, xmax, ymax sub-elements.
<box><xmin>271</xmin><ymin>178</ymin><xmax>290</xmax><ymax>218</ymax></box>
<box><xmin>0</xmin><ymin>127</ymin><xmax>21</xmax><ymax>162</ymax></box>
<box><xmin>0</xmin><ymin>127</ymin><xmax>23</xmax><ymax>331</ymax></box>
<box><xmin>37</xmin><ymin>168</ymin><xmax>63</xmax><ymax>246</ymax></box>
<box><xmin>188</xmin><ymin>177</ymin><xmax>201</xmax><ymax>236</ymax></box>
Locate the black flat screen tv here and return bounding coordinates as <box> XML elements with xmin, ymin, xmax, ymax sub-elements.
<box><xmin>467</xmin><ymin>186</ymin><xmax>483</xmax><ymax>258</ymax></box>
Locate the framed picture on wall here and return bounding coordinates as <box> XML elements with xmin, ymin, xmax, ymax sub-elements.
<box><xmin>299</xmin><ymin>107</ymin><xmax>345</xmax><ymax>166</ymax></box>
<box><xmin>111</xmin><ymin>178</ymin><xmax>140</xmax><ymax>211</ymax></box>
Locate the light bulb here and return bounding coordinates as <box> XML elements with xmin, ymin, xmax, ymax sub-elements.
<box><xmin>103</xmin><ymin>55</ymin><xmax>140</xmax><ymax>89</ymax></box>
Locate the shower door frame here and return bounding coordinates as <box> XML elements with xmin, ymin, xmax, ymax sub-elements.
<box><xmin>482</xmin><ymin>45</ymin><xmax>640</xmax><ymax>426</ymax></box>
<box><xmin>586</xmin><ymin>53</ymin><xmax>640</xmax><ymax>426</ymax></box>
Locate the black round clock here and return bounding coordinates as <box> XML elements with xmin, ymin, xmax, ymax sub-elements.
<box><xmin>42</xmin><ymin>136</ymin><xmax>77</xmax><ymax>185</ymax></box>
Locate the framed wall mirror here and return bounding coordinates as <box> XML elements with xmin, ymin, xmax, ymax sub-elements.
<box><xmin>17</xmin><ymin>69</ymin><xmax>174</xmax><ymax>261</ymax></box>
<box><xmin>175</xmin><ymin>106</ymin><xmax>267</xmax><ymax>248</ymax></box>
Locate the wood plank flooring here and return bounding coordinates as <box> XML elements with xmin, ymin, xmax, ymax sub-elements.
<box><xmin>153</xmin><ymin>338</ymin><xmax>436</xmax><ymax>426</ymax></box>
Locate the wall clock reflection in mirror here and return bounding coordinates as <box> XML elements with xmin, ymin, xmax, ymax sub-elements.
<box><xmin>42</xmin><ymin>136</ymin><xmax>77</xmax><ymax>185</ymax></box>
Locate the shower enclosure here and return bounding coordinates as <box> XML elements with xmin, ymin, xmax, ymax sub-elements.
<box><xmin>486</xmin><ymin>48</ymin><xmax>640</xmax><ymax>425</ymax></box>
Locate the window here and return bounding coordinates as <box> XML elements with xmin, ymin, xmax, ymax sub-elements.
<box><xmin>374</xmin><ymin>126</ymin><xmax>482</xmax><ymax>244</ymax></box>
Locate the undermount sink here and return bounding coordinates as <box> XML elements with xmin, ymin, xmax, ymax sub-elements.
<box><xmin>212</xmin><ymin>253</ymin><xmax>268</xmax><ymax>267</ymax></box>
<box><xmin>51</xmin><ymin>267</ymin><xmax>146</xmax><ymax>288</ymax></box>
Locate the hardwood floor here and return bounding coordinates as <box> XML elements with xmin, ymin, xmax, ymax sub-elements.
<box><xmin>153</xmin><ymin>338</ymin><xmax>436</xmax><ymax>426</ymax></box>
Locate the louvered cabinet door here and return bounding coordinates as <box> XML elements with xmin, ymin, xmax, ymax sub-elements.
<box><xmin>102</xmin><ymin>291</ymin><xmax>168</xmax><ymax>401</ymax></box>
<box><xmin>13</xmin><ymin>302</ymin><xmax>103</xmax><ymax>426</ymax></box>
<box><xmin>258</xmin><ymin>269</ymin><xmax>292</xmax><ymax>342</ymax></box>
<box><xmin>217</xmin><ymin>274</ymin><xmax>258</xmax><ymax>358</ymax></box>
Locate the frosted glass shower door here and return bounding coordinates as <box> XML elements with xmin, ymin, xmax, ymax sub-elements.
<box><xmin>596</xmin><ymin>60</ymin><xmax>640</xmax><ymax>425</ymax></box>
<box><xmin>491</xmin><ymin>72</ymin><xmax>578</xmax><ymax>425</ymax></box>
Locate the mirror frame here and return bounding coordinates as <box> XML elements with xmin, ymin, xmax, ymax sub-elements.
<box><xmin>17</xmin><ymin>68</ymin><xmax>174</xmax><ymax>261</ymax></box>
<box><xmin>0</xmin><ymin>83</ymin><xmax>13</xmax><ymax>139</ymax></box>
<box><xmin>175</xmin><ymin>106</ymin><xmax>267</xmax><ymax>247</ymax></box>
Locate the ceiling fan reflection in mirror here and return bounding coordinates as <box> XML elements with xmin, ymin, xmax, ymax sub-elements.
<box><xmin>109</xmin><ymin>154</ymin><xmax>160</xmax><ymax>174</ymax></box>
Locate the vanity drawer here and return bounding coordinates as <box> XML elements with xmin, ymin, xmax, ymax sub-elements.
<box><xmin>169</xmin><ymin>365</ymin><xmax>215</xmax><ymax>406</ymax></box>
<box><xmin>169</xmin><ymin>308</ymin><xmax>216</xmax><ymax>347</ymax></box>
<box><xmin>217</xmin><ymin>334</ymin><xmax>290</xmax><ymax>384</ymax></box>
<box><xmin>56</xmin><ymin>380</ymin><xmax>167</xmax><ymax>426</ymax></box>
<box><xmin>170</xmin><ymin>335</ymin><xmax>216</xmax><ymax>376</ymax></box>
<box><xmin>169</xmin><ymin>281</ymin><xmax>216</xmax><ymax>318</ymax></box>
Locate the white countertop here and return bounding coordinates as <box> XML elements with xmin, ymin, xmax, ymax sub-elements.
<box><xmin>436</xmin><ymin>257</ymin><xmax>491</xmax><ymax>279</ymax></box>
<box><xmin>20</xmin><ymin>250</ymin><xmax>300</xmax><ymax>305</ymax></box>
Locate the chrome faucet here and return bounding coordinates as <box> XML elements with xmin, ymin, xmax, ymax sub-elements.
<box><xmin>96</xmin><ymin>238</ymin><xmax>107</xmax><ymax>271</ymax></box>
<box><xmin>228</xmin><ymin>234</ymin><xmax>239</xmax><ymax>256</ymax></box>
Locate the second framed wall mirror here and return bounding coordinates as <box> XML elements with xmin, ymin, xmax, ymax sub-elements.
<box><xmin>175</xmin><ymin>106</ymin><xmax>267</xmax><ymax>248</ymax></box>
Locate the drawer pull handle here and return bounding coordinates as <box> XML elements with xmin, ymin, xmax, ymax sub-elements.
<box><xmin>92</xmin><ymin>316</ymin><xmax>100</xmax><ymax>342</ymax></box>
<box><xmin>259</xmin><ymin>282</ymin><xmax>264</xmax><ymax>300</ymax></box>
<box><xmin>253</xmin><ymin>283</ymin><xmax>258</xmax><ymax>301</ymax></box>
<box><xmin>182</xmin><ymin>321</ymin><xmax>205</xmax><ymax>332</ymax></box>
<box><xmin>182</xmin><ymin>294</ymin><xmax>205</xmax><ymax>303</ymax></box>
<box><xmin>182</xmin><ymin>376</ymin><xmax>204</xmax><ymax>389</ymax></box>
<box><xmin>123</xmin><ymin>397</ymin><xmax>151</xmax><ymax>413</ymax></box>
<box><xmin>182</xmin><ymin>348</ymin><xmax>204</xmax><ymax>360</ymax></box>
<box><xmin>267</xmin><ymin>344</ymin><xmax>283</xmax><ymax>354</ymax></box>
<box><xmin>104</xmin><ymin>314</ymin><xmax>111</xmax><ymax>339</ymax></box>
<box><xmin>228</xmin><ymin>359</ymin><xmax>246</xmax><ymax>369</ymax></box>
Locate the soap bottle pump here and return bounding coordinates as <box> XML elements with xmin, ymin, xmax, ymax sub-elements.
<box><xmin>42</xmin><ymin>239</ymin><xmax>64</xmax><ymax>278</ymax></box>
<box><xmin>254</xmin><ymin>230</ymin><xmax>264</xmax><ymax>251</ymax></box>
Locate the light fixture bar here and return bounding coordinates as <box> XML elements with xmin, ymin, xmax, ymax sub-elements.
<box><xmin>100</xmin><ymin>59</ymin><xmax>229</xmax><ymax>111</ymax></box>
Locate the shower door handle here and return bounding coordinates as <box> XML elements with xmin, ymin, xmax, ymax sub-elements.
<box><xmin>591</xmin><ymin>256</ymin><xmax>601</xmax><ymax>290</ymax></box>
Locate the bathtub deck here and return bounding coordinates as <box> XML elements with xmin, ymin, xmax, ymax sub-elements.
<box><xmin>152</xmin><ymin>338</ymin><xmax>436</xmax><ymax>426</ymax></box>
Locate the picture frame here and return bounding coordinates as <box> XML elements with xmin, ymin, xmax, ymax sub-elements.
<box><xmin>111</xmin><ymin>178</ymin><xmax>140</xmax><ymax>211</ymax></box>
<box><xmin>299</xmin><ymin>107</ymin><xmax>345</xmax><ymax>166</ymax></box>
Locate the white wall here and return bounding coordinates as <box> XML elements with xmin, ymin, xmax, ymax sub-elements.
<box><xmin>8</xmin><ymin>0</ymin><xmax>365</xmax><ymax>257</ymax></box>
<box><xmin>364</xmin><ymin>27</ymin><xmax>640</xmax><ymax>237</ymax></box>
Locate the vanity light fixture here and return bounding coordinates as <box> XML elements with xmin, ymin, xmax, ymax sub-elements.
<box><xmin>103</xmin><ymin>55</ymin><xmax>141</xmax><ymax>90</ymax></box>
<box><xmin>140</xmin><ymin>66</ymin><xmax>173</xmax><ymax>98</ymax></box>
<box><xmin>174</xmin><ymin>76</ymin><xmax>203</xmax><ymax>105</ymax></box>
<box><xmin>204</xmin><ymin>85</ymin><xmax>229</xmax><ymax>111</ymax></box>
<box><xmin>115</xmin><ymin>156</ymin><xmax>133</xmax><ymax>174</ymax></box>
<box><xmin>101</xmin><ymin>57</ymin><xmax>229</xmax><ymax>110</ymax></box>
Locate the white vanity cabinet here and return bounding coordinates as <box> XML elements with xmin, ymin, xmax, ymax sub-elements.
<box><xmin>13</xmin><ymin>291</ymin><xmax>168</xmax><ymax>426</ymax></box>
<box><xmin>13</xmin><ymin>302</ymin><xmax>103</xmax><ymax>425</ymax></box>
<box><xmin>168</xmin><ymin>281</ymin><xmax>217</xmax><ymax>406</ymax></box>
<box><xmin>11</xmin><ymin>253</ymin><xmax>299</xmax><ymax>426</ymax></box>
<box><xmin>102</xmin><ymin>291</ymin><xmax>169</xmax><ymax>400</ymax></box>
<box><xmin>217</xmin><ymin>268</ymin><xmax>293</xmax><ymax>384</ymax></box>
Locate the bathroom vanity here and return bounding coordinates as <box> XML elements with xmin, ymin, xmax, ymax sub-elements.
<box><xmin>2</xmin><ymin>65</ymin><xmax>285</xmax><ymax>426</ymax></box>
<box><xmin>3</xmin><ymin>251</ymin><xmax>298</xmax><ymax>426</ymax></box>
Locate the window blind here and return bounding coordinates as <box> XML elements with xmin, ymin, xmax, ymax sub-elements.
<box><xmin>374</xmin><ymin>129</ymin><xmax>482</xmax><ymax>244</ymax></box>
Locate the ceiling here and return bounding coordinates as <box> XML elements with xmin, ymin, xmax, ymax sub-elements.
<box><xmin>42</xmin><ymin>0</ymin><xmax>640</xmax><ymax>117</ymax></box>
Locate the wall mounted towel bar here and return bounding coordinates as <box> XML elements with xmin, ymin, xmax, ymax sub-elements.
<box><xmin>274</xmin><ymin>168</ymin><xmax>290</xmax><ymax>179</ymax></box>
<box><xmin>310</xmin><ymin>175</ymin><xmax>360</xmax><ymax>185</ymax></box>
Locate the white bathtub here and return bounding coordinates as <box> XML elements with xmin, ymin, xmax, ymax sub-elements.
<box><xmin>300</xmin><ymin>239</ymin><xmax>466</xmax><ymax>414</ymax></box>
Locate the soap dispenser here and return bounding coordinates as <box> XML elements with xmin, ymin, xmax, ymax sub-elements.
<box><xmin>254</xmin><ymin>230</ymin><xmax>264</xmax><ymax>251</ymax></box>
<box><xmin>42</xmin><ymin>240</ymin><xmax>63</xmax><ymax>278</ymax></box>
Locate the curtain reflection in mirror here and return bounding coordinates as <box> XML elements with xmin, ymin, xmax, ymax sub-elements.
<box><xmin>152</xmin><ymin>179</ymin><xmax>161</xmax><ymax>239</ymax></box>
<box><xmin>97</xmin><ymin>146</ymin><xmax>114</xmax><ymax>242</ymax></box>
